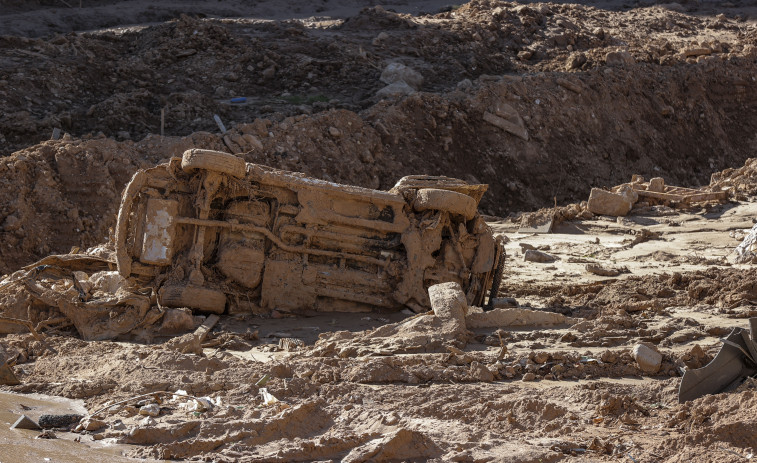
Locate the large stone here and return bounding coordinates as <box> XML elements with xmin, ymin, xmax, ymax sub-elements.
<box><xmin>523</xmin><ymin>249</ymin><xmax>556</xmax><ymax>263</ymax></box>
<box><xmin>158</xmin><ymin>308</ymin><xmax>195</xmax><ymax>335</ymax></box>
<box><xmin>587</xmin><ymin>188</ymin><xmax>633</xmax><ymax>216</ymax></box>
<box><xmin>428</xmin><ymin>282</ymin><xmax>468</xmax><ymax>324</ymax></box>
<box><xmin>632</xmin><ymin>343</ymin><xmax>662</xmax><ymax>374</ymax></box>
<box><xmin>605</xmin><ymin>51</ymin><xmax>635</xmax><ymax>67</ymax></box>
<box><xmin>648</xmin><ymin>177</ymin><xmax>665</xmax><ymax>192</ymax></box>
<box><xmin>380</xmin><ymin>62</ymin><xmax>423</xmax><ymax>90</ymax></box>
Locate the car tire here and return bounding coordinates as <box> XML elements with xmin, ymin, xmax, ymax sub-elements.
<box><xmin>413</xmin><ymin>188</ymin><xmax>477</xmax><ymax>220</ymax></box>
<box><xmin>181</xmin><ymin>149</ymin><xmax>246</xmax><ymax>178</ymax></box>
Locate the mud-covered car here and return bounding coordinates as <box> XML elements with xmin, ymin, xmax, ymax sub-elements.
<box><xmin>115</xmin><ymin>149</ymin><xmax>504</xmax><ymax>314</ymax></box>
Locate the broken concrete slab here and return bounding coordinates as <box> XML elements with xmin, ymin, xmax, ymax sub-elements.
<box><xmin>585</xmin><ymin>263</ymin><xmax>621</xmax><ymax>277</ymax></box>
<box><xmin>523</xmin><ymin>249</ymin><xmax>556</xmax><ymax>263</ymax></box>
<box><xmin>11</xmin><ymin>415</ymin><xmax>41</xmax><ymax>430</ymax></box>
<box><xmin>587</xmin><ymin>188</ymin><xmax>634</xmax><ymax>216</ymax></box>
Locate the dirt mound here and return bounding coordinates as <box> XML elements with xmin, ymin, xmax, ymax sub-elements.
<box><xmin>6</xmin><ymin>58</ymin><xmax>757</xmax><ymax>274</ymax></box>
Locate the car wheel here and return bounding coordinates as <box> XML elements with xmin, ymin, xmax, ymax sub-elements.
<box><xmin>413</xmin><ymin>188</ymin><xmax>477</xmax><ymax>220</ymax></box>
<box><xmin>181</xmin><ymin>149</ymin><xmax>246</xmax><ymax>178</ymax></box>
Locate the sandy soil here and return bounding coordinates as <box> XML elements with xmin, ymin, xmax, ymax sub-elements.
<box><xmin>2</xmin><ymin>188</ymin><xmax>757</xmax><ymax>462</ymax></box>
<box><xmin>2</xmin><ymin>0</ymin><xmax>757</xmax><ymax>462</ymax></box>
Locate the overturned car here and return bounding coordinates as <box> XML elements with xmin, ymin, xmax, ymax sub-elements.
<box><xmin>115</xmin><ymin>149</ymin><xmax>504</xmax><ymax>315</ymax></box>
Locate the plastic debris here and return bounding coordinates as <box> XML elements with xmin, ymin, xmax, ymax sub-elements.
<box><xmin>259</xmin><ymin>387</ymin><xmax>279</xmax><ymax>406</ymax></box>
<box><xmin>213</xmin><ymin>114</ymin><xmax>227</xmax><ymax>134</ymax></box>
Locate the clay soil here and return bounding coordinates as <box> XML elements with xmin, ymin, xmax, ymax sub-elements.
<box><xmin>2</xmin><ymin>0</ymin><xmax>757</xmax><ymax>462</ymax></box>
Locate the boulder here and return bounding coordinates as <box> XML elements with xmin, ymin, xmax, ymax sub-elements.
<box><xmin>605</xmin><ymin>51</ymin><xmax>635</xmax><ymax>67</ymax></box>
<box><xmin>587</xmin><ymin>188</ymin><xmax>633</xmax><ymax>216</ymax></box>
<box><xmin>632</xmin><ymin>343</ymin><xmax>662</xmax><ymax>374</ymax></box>
<box><xmin>380</xmin><ymin>62</ymin><xmax>423</xmax><ymax>89</ymax></box>
<box><xmin>523</xmin><ymin>249</ymin><xmax>556</xmax><ymax>263</ymax></box>
<box><xmin>428</xmin><ymin>282</ymin><xmax>468</xmax><ymax>323</ymax></box>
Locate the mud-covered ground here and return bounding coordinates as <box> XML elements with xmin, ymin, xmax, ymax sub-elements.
<box><xmin>2</xmin><ymin>0</ymin><xmax>757</xmax><ymax>462</ymax></box>
<box><xmin>3</xmin><ymin>0</ymin><xmax>757</xmax><ymax>272</ymax></box>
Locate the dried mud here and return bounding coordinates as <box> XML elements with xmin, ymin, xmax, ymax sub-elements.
<box><xmin>3</xmin><ymin>0</ymin><xmax>757</xmax><ymax>462</ymax></box>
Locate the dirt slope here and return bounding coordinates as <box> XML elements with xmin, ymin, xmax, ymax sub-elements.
<box><xmin>3</xmin><ymin>1</ymin><xmax>757</xmax><ymax>273</ymax></box>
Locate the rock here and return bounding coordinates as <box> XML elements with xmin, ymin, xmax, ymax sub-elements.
<box><xmin>262</xmin><ymin>65</ymin><xmax>276</xmax><ymax>79</ymax></box>
<box><xmin>587</xmin><ymin>188</ymin><xmax>634</xmax><ymax>216</ymax></box>
<box><xmin>176</xmin><ymin>48</ymin><xmax>197</xmax><ymax>58</ymax></box>
<box><xmin>632</xmin><ymin>343</ymin><xmax>662</xmax><ymax>374</ymax></box>
<box><xmin>11</xmin><ymin>415</ymin><xmax>41</xmax><ymax>430</ymax></box>
<box><xmin>81</xmin><ymin>418</ymin><xmax>106</xmax><ymax>432</ymax></box>
<box><xmin>556</xmin><ymin>77</ymin><xmax>583</xmax><ymax>93</ymax></box>
<box><xmin>343</xmin><ymin>428</ymin><xmax>442</xmax><ymax>462</ymax></box>
<box><xmin>88</xmin><ymin>271</ymin><xmax>127</xmax><ymax>294</ymax></box>
<box><xmin>517</xmin><ymin>50</ymin><xmax>533</xmax><ymax>61</ymax></box>
<box><xmin>328</xmin><ymin>126</ymin><xmax>342</xmax><ymax>138</ymax></box>
<box><xmin>483</xmin><ymin>111</ymin><xmax>529</xmax><ymax>141</ymax></box>
<box><xmin>648</xmin><ymin>177</ymin><xmax>665</xmax><ymax>192</ymax></box>
<box><xmin>523</xmin><ymin>249</ymin><xmax>556</xmax><ymax>263</ymax></box>
<box><xmin>242</xmin><ymin>133</ymin><xmax>264</xmax><ymax>150</ymax></box>
<box><xmin>158</xmin><ymin>308</ymin><xmax>195</xmax><ymax>335</ymax></box>
<box><xmin>456</xmin><ymin>78</ymin><xmax>473</xmax><ymax>90</ymax></box>
<box><xmin>376</xmin><ymin>81</ymin><xmax>416</xmax><ymax>98</ymax></box>
<box><xmin>428</xmin><ymin>282</ymin><xmax>468</xmax><ymax>323</ymax></box>
<box><xmin>470</xmin><ymin>361</ymin><xmax>495</xmax><ymax>382</ymax></box>
<box><xmin>605</xmin><ymin>51</ymin><xmax>635</xmax><ymax>67</ymax></box>
<box><xmin>683</xmin><ymin>48</ymin><xmax>712</xmax><ymax>57</ymax></box>
<box><xmin>139</xmin><ymin>404</ymin><xmax>160</xmax><ymax>417</ymax></box>
<box><xmin>372</xmin><ymin>32</ymin><xmax>389</xmax><ymax>45</ymax></box>
<box><xmin>522</xmin><ymin>372</ymin><xmax>537</xmax><ymax>382</ymax></box>
<box><xmin>585</xmin><ymin>263</ymin><xmax>621</xmax><ymax>277</ymax></box>
<box><xmin>380</xmin><ymin>62</ymin><xmax>423</xmax><ymax>90</ymax></box>
<box><xmin>490</xmin><ymin>297</ymin><xmax>518</xmax><ymax>308</ymax></box>
<box><xmin>466</xmin><ymin>307</ymin><xmax>566</xmax><ymax>328</ymax></box>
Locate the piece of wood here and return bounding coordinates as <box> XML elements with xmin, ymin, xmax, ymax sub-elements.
<box><xmin>193</xmin><ymin>314</ymin><xmax>219</xmax><ymax>343</ymax></box>
<box><xmin>630</xmin><ymin>181</ymin><xmax>727</xmax><ymax>203</ymax></box>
